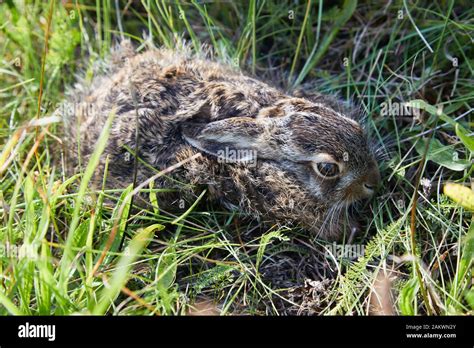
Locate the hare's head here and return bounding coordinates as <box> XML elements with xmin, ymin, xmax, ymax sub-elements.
<box><xmin>181</xmin><ymin>98</ymin><xmax>380</xmax><ymax>238</ymax></box>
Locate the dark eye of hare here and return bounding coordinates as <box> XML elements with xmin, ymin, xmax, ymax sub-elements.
<box><xmin>315</xmin><ymin>162</ymin><xmax>339</xmax><ymax>178</ymax></box>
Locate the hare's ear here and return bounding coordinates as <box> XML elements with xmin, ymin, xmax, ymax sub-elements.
<box><xmin>181</xmin><ymin>117</ymin><xmax>281</xmax><ymax>162</ymax></box>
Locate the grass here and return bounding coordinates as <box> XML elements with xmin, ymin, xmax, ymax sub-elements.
<box><xmin>0</xmin><ymin>0</ymin><xmax>472</xmax><ymax>315</ymax></box>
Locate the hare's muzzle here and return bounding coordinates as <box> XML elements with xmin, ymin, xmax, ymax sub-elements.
<box><xmin>361</xmin><ymin>167</ymin><xmax>381</xmax><ymax>197</ymax></box>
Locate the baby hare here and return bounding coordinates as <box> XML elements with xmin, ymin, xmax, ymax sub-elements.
<box><xmin>61</xmin><ymin>41</ymin><xmax>381</xmax><ymax>240</ymax></box>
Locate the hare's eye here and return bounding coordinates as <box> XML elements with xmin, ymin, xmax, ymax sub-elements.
<box><xmin>314</xmin><ymin>162</ymin><xmax>339</xmax><ymax>178</ymax></box>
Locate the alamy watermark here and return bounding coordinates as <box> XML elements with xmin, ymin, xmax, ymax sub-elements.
<box><xmin>325</xmin><ymin>242</ymin><xmax>365</xmax><ymax>259</ymax></box>
<box><xmin>216</xmin><ymin>146</ymin><xmax>258</xmax><ymax>167</ymax></box>
<box><xmin>380</xmin><ymin>99</ymin><xmax>421</xmax><ymax>118</ymax></box>
<box><xmin>18</xmin><ymin>322</ymin><xmax>55</xmax><ymax>341</ymax></box>
<box><xmin>0</xmin><ymin>243</ymin><xmax>39</xmax><ymax>260</ymax></box>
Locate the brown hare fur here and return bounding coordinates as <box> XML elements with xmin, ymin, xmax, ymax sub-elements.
<box><xmin>61</xmin><ymin>40</ymin><xmax>381</xmax><ymax>241</ymax></box>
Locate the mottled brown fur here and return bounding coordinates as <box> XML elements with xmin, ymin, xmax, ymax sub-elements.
<box><xmin>60</xmin><ymin>41</ymin><xmax>380</xmax><ymax>240</ymax></box>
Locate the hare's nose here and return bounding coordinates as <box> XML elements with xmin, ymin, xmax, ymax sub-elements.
<box><xmin>363</xmin><ymin>183</ymin><xmax>376</xmax><ymax>191</ymax></box>
<box><xmin>363</xmin><ymin>168</ymin><xmax>381</xmax><ymax>194</ymax></box>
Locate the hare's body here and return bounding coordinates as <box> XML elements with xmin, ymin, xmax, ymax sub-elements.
<box><xmin>62</xmin><ymin>42</ymin><xmax>380</xmax><ymax>240</ymax></box>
